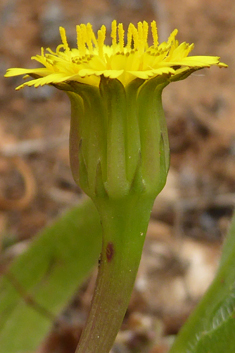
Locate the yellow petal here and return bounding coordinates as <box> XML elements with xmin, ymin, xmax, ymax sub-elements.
<box><xmin>5</xmin><ymin>21</ymin><xmax>227</xmax><ymax>88</ymax></box>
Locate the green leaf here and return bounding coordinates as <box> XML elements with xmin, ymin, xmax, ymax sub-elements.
<box><xmin>169</xmin><ymin>210</ymin><xmax>235</xmax><ymax>353</ymax></box>
<box><xmin>0</xmin><ymin>198</ymin><xmax>102</xmax><ymax>353</ymax></box>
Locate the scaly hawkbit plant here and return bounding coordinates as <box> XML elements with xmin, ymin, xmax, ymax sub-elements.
<box><xmin>5</xmin><ymin>21</ymin><xmax>227</xmax><ymax>353</ymax></box>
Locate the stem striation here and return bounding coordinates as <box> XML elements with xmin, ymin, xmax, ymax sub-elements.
<box><xmin>76</xmin><ymin>196</ymin><xmax>154</xmax><ymax>353</ymax></box>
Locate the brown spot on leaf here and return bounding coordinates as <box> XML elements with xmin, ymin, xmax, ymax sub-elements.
<box><xmin>106</xmin><ymin>242</ymin><xmax>114</xmax><ymax>262</ymax></box>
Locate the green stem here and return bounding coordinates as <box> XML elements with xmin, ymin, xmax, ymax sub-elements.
<box><xmin>75</xmin><ymin>196</ymin><xmax>154</xmax><ymax>353</ymax></box>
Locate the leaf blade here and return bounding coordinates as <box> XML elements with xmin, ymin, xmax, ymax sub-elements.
<box><xmin>0</xmin><ymin>198</ymin><xmax>102</xmax><ymax>353</ymax></box>
<box><xmin>169</xmin><ymin>211</ymin><xmax>235</xmax><ymax>353</ymax></box>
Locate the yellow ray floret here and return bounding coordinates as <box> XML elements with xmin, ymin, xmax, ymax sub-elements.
<box><xmin>5</xmin><ymin>20</ymin><xmax>227</xmax><ymax>89</ymax></box>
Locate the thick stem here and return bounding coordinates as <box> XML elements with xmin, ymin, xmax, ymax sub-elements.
<box><xmin>75</xmin><ymin>196</ymin><xmax>154</xmax><ymax>353</ymax></box>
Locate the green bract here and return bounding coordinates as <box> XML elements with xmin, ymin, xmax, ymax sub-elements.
<box><xmin>66</xmin><ymin>75</ymin><xmax>170</xmax><ymax>201</ymax></box>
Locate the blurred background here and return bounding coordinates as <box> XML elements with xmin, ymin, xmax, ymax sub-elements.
<box><xmin>0</xmin><ymin>0</ymin><xmax>234</xmax><ymax>352</ymax></box>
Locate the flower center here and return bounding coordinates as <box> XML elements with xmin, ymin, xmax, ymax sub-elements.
<box><xmin>59</xmin><ymin>20</ymin><xmax>160</xmax><ymax>60</ymax></box>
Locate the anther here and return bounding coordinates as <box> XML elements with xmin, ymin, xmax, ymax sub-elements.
<box><xmin>59</xmin><ymin>27</ymin><xmax>70</xmax><ymax>52</ymax></box>
<box><xmin>76</xmin><ymin>25</ymin><xmax>86</xmax><ymax>57</ymax></box>
<box><xmin>151</xmin><ymin>21</ymin><xmax>159</xmax><ymax>48</ymax></box>
<box><xmin>118</xmin><ymin>23</ymin><xmax>125</xmax><ymax>52</ymax></box>
<box><xmin>126</xmin><ymin>23</ymin><xmax>133</xmax><ymax>50</ymax></box>
<box><xmin>86</xmin><ymin>23</ymin><xmax>94</xmax><ymax>52</ymax></box>
<box><xmin>111</xmin><ymin>20</ymin><xmax>117</xmax><ymax>49</ymax></box>
<box><xmin>97</xmin><ymin>25</ymin><xmax>106</xmax><ymax>58</ymax></box>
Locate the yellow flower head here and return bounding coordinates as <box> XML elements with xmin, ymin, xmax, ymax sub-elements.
<box><xmin>5</xmin><ymin>20</ymin><xmax>227</xmax><ymax>89</ymax></box>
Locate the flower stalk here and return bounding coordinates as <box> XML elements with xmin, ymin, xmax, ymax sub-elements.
<box><xmin>66</xmin><ymin>75</ymin><xmax>170</xmax><ymax>353</ymax></box>
<box><xmin>76</xmin><ymin>197</ymin><xmax>154</xmax><ymax>353</ymax></box>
